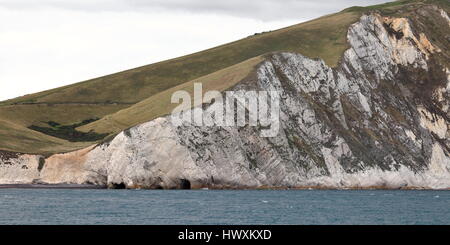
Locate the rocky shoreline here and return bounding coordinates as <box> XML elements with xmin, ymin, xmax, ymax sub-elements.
<box><xmin>0</xmin><ymin>184</ymin><xmax>449</xmax><ymax>190</ymax></box>
<box><xmin>0</xmin><ymin>184</ymin><xmax>106</xmax><ymax>189</ymax></box>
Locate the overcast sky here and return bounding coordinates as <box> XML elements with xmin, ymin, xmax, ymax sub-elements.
<box><xmin>0</xmin><ymin>0</ymin><xmax>389</xmax><ymax>101</ymax></box>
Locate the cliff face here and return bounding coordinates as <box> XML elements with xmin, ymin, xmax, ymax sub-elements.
<box><xmin>1</xmin><ymin>5</ymin><xmax>449</xmax><ymax>189</ymax></box>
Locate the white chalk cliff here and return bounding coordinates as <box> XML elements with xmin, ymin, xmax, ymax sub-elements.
<box><xmin>1</xmin><ymin>6</ymin><xmax>450</xmax><ymax>189</ymax></box>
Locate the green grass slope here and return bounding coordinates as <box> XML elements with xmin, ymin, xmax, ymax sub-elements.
<box><xmin>78</xmin><ymin>56</ymin><xmax>263</xmax><ymax>134</ymax></box>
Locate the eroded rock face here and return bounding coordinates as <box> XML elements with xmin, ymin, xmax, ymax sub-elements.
<box><xmin>0</xmin><ymin>151</ymin><xmax>41</xmax><ymax>184</ymax></box>
<box><xmin>1</xmin><ymin>6</ymin><xmax>449</xmax><ymax>189</ymax></box>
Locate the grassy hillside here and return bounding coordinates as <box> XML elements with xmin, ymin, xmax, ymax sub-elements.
<box><xmin>2</xmin><ymin>11</ymin><xmax>359</xmax><ymax>106</ymax></box>
<box><xmin>0</xmin><ymin>119</ymin><xmax>94</xmax><ymax>156</ymax></box>
<box><xmin>0</xmin><ymin>0</ymin><xmax>447</xmax><ymax>154</ymax></box>
<box><xmin>0</xmin><ymin>104</ymin><xmax>128</xmax><ymax>154</ymax></box>
<box><xmin>343</xmin><ymin>0</ymin><xmax>449</xmax><ymax>13</ymax></box>
<box><xmin>78</xmin><ymin>56</ymin><xmax>263</xmax><ymax>134</ymax></box>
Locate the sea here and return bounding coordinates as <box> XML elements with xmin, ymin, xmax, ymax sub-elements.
<box><xmin>0</xmin><ymin>189</ymin><xmax>449</xmax><ymax>225</ymax></box>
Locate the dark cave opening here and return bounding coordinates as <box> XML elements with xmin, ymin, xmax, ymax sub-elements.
<box><xmin>179</xmin><ymin>179</ymin><xmax>191</xmax><ymax>189</ymax></box>
<box><xmin>110</xmin><ymin>182</ymin><xmax>126</xmax><ymax>189</ymax></box>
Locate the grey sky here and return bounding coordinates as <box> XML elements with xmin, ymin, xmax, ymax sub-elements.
<box><xmin>0</xmin><ymin>0</ymin><xmax>390</xmax><ymax>100</ymax></box>
<box><xmin>1</xmin><ymin>0</ymin><xmax>390</xmax><ymax>20</ymax></box>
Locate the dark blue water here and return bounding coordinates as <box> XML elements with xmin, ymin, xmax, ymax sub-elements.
<box><xmin>0</xmin><ymin>189</ymin><xmax>449</xmax><ymax>225</ymax></box>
